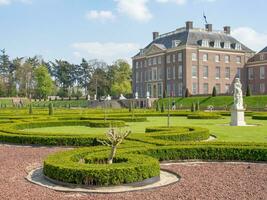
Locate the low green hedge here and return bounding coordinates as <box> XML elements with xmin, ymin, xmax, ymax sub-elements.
<box><xmin>187</xmin><ymin>112</ymin><xmax>222</xmax><ymax>119</ymax></box>
<box><xmin>252</xmin><ymin>115</ymin><xmax>267</xmax><ymax>120</ymax></box>
<box><xmin>43</xmin><ymin>147</ymin><xmax>160</xmax><ymax>186</ymax></box>
<box><xmin>129</xmin><ymin>126</ymin><xmax>210</xmax><ymax>146</ymax></box>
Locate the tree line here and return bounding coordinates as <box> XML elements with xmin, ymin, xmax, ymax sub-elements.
<box><xmin>0</xmin><ymin>49</ymin><xmax>132</xmax><ymax>99</ymax></box>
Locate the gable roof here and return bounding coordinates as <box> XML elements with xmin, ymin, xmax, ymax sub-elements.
<box><xmin>259</xmin><ymin>46</ymin><xmax>267</xmax><ymax>53</ymax></box>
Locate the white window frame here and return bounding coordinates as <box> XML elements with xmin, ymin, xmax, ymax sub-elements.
<box><xmin>192</xmin><ymin>53</ymin><xmax>197</xmax><ymax>61</ymax></box>
<box><xmin>225</xmin><ymin>67</ymin><xmax>230</xmax><ymax>79</ymax></box>
<box><xmin>192</xmin><ymin>66</ymin><xmax>197</xmax><ymax>78</ymax></box>
<box><xmin>260</xmin><ymin>66</ymin><xmax>265</xmax><ymax>80</ymax></box>
<box><xmin>215</xmin><ymin>66</ymin><xmax>220</xmax><ymax>79</ymax></box>
<box><xmin>215</xmin><ymin>54</ymin><xmax>220</xmax><ymax>62</ymax></box>
<box><xmin>203</xmin><ymin>53</ymin><xmax>208</xmax><ymax>62</ymax></box>
<box><xmin>203</xmin><ymin>66</ymin><xmax>208</xmax><ymax>79</ymax></box>
<box><xmin>178</xmin><ymin>52</ymin><xmax>183</xmax><ymax>62</ymax></box>
<box><xmin>203</xmin><ymin>83</ymin><xmax>209</xmax><ymax>94</ymax></box>
<box><xmin>178</xmin><ymin>65</ymin><xmax>183</xmax><ymax>79</ymax></box>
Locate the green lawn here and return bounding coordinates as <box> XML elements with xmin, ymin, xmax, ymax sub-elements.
<box><xmin>24</xmin><ymin>116</ymin><xmax>267</xmax><ymax>143</ymax></box>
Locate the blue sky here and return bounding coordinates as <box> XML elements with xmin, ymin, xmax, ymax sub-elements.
<box><xmin>0</xmin><ymin>0</ymin><xmax>267</xmax><ymax>64</ymax></box>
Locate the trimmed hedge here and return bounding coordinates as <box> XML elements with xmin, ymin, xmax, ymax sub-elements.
<box><xmin>128</xmin><ymin>126</ymin><xmax>210</xmax><ymax>146</ymax></box>
<box><xmin>43</xmin><ymin>147</ymin><xmax>160</xmax><ymax>186</ymax></box>
<box><xmin>252</xmin><ymin>115</ymin><xmax>267</xmax><ymax>120</ymax></box>
<box><xmin>187</xmin><ymin>112</ymin><xmax>222</xmax><ymax>119</ymax></box>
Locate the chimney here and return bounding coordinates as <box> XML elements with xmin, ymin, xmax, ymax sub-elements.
<box><xmin>186</xmin><ymin>21</ymin><xmax>193</xmax><ymax>30</ymax></box>
<box><xmin>153</xmin><ymin>32</ymin><xmax>159</xmax><ymax>40</ymax></box>
<box><xmin>205</xmin><ymin>24</ymin><xmax>212</xmax><ymax>32</ymax></box>
<box><xmin>223</xmin><ymin>26</ymin><xmax>231</xmax><ymax>34</ymax></box>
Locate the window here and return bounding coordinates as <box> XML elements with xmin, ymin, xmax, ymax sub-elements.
<box><xmin>158</xmin><ymin>56</ymin><xmax>162</xmax><ymax>64</ymax></box>
<box><xmin>145</xmin><ymin>71</ymin><xmax>148</xmax><ymax>81</ymax></box>
<box><xmin>172</xmin><ymin>66</ymin><xmax>175</xmax><ymax>79</ymax></box>
<box><xmin>177</xmin><ymin>83</ymin><xmax>183</xmax><ymax>96</ymax></box>
<box><xmin>172</xmin><ymin>40</ymin><xmax>181</xmax><ymax>48</ymax></box>
<box><xmin>260</xmin><ymin>83</ymin><xmax>265</xmax><ymax>93</ymax></box>
<box><xmin>148</xmin><ymin>70</ymin><xmax>152</xmax><ymax>81</ymax></box>
<box><xmin>192</xmin><ymin>53</ymin><xmax>197</xmax><ymax>61</ymax></box>
<box><xmin>225</xmin><ymin>55</ymin><xmax>230</xmax><ymax>63</ymax></box>
<box><xmin>225</xmin><ymin>67</ymin><xmax>230</xmax><ymax>79</ymax></box>
<box><xmin>158</xmin><ymin>83</ymin><xmax>163</xmax><ymax>97</ymax></box>
<box><xmin>203</xmin><ymin>83</ymin><xmax>209</xmax><ymax>94</ymax></box>
<box><xmin>224</xmin><ymin>42</ymin><xmax>231</xmax><ymax>49</ymax></box>
<box><xmin>152</xmin><ymin>68</ymin><xmax>157</xmax><ymax>80</ymax></box>
<box><xmin>235</xmin><ymin>43</ymin><xmax>242</xmax><ymax>50</ymax></box>
<box><xmin>167</xmin><ymin>55</ymin><xmax>171</xmax><ymax>64</ymax></box>
<box><xmin>172</xmin><ymin>54</ymin><xmax>176</xmax><ymax>63</ymax></box>
<box><xmin>236</xmin><ymin>56</ymin><xmax>241</xmax><ymax>64</ymax></box>
<box><xmin>167</xmin><ymin>67</ymin><xmax>172</xmax><ymax>80</ymax></box>
<box><xmin>260</xmin><ymin>66</ymin><xmax>265</xmax><ymax>79</ymax></box>
<box><xmin>148</xmin><ymin>58</ymin><xmax>152</xmax><ymax>66</ymax></box>
<box><xmin>192</xmin><ymin>83</ymin><xmax>198</xmax><ymax>95</ymax></box>
<box><xmin>192</xmin><ymin>66</ymin><xmax>197</xmax><ymax>78</ymax></box>
<box><xmin>153</xmin><ymin>57</ymin><xmax>157</xmax><ymax>65</ymax></box>
<box><xmin>215</xmin><ymin>66</ymin><xmax>220</xmax><ymax>79</ymax></box>
<box><xmin>260</xmin><ymin>54</ymin><xmax>264</xmax><ymax>61</ymax></box>
<box><xmin>202</xmin><ymin>39</ymin><xmax>209</xmax><ymax>47</ymax></box>
<box><xmin>140</xmin><ymin>72</ymin><xmax>143</xmax><ymax>82</ymax></box>
<box><xmin>248</xmin><ymin>68</ymin><xmax>254</xmax><ymax>80</ymax></box>
<box><xmin>214</xmin><ymin>40</ymin><xmax>221</xmax><ymax>48</ymax></box>
<box><xmin>135</xmin><ymin>72</ymin><xmax>139</xmax><ymax>83</ymax></box>
<box><xmin>166</xmin><ymin>83</ymin><xmax>171</xmax><ymax>97</ymax></box>
<box><xmin>215</xmin><ymin>54</ymin><xmax>220</xmax><ymax>62</ymax></box>
<box><xmin>159</xmin><ymin>68</ymin><xmax>164</xmax><ymax>80</ymax></box>
<box><xmin>225</xmin><ymin>84</ymin><xmax>230</xmax><ymax>94</ymax></box>
<box><xmin>236</xmin><ymin>68</ymin><xmax>241</xmax><ymax>78</ymax></box>
<box><xmin>178</xmin><ymin>65</ymin><xmax>183</xmax><ymax>79</ymax></box>
<box><xmin>136</xmin><ymin>61</ymin><xmax>139</xmax><ymax>68</ymax></box>
<box><xmin>203</xmin><ymin>66</ymin><xmax>208</xmax><ymax>78</ymax></box>
<box><xmin>147</xmin><ymin>84</ymin><xmax>152</xmax><ymax>97</ymax></box>
<box><xmin>144</xmin><ymin>60</ymin><xmax>147</xmax><ymax>67</ymax></box>
<box><xmin>215</xmin><ymin>84</ymin><xmax>221</xmax><ymax>94</ymax></box>
<box><xmin>178</xmin><ymin>52</ymin><xmax>183</xmax><ymax>62</ymax></box>
<box><xmin>203</xmin><ymin>53</ymin><xmax>208</xmax><ymax>62</ymax></box>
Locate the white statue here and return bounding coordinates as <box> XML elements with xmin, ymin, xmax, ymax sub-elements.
<box><xmin>87</xmin><ymin>94</ymin><xmax>90</xmax><ymax>101</ymax></box>
<box><xmin>106</xmin><ymin>94</ymin><xmax>111</xmax><ymax>101</ymax></box>
<box><xmin>119</xmin><ymin>94</ymin><xmax>126</xmax><ymax>100</ymax></box>
<box><xmin>146</xmin><ymin>91</ymin><xmax>150</xmax><ymax>99</ymax></box>
<box><xmin>94</xmin><ymin>94</ymin><xmax>97</xmax><ymax>100</ymax></box>
<box><xmin>135</xmin><ymin>92</ymin><xmax>138</xmax><ymax>99</ymax></box>
<box><xmin>233</xmin><ymin>78</ymin><xmax>243</xmax><ymax>110</ymax></box>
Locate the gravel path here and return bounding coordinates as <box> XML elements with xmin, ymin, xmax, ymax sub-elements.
<box><xmin>0</xmin><ymin>144</ymin><xmax>266</xmax><ymax>200</ymax></box>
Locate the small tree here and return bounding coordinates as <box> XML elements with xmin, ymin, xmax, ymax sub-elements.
<box><xmin>212</xmin><ymin>86</ymin><xmax>217</xmax><ymax>97</ymax></box>
<box><xmin>129</xmin><ymin>101</ymin><xmax>132</xmax><ymax>112</ymax></box>
<box><xmin>185</xmin><ymin>88</ymin><xmax>190</xmax><ymax>98</ymax></box>
<box><xmin>246</xmin><ymin>85</ymin><xmax>252</xmax><ymax>96</ymax></box>
<box><xmin>195</xmin><ymin>101</ymin><xmax>200</xmax><ymax>111</ymax></box>
<box><xmin>49</xmin><ymin>103</ymin><xmax>53</xmax><ymax>115</ymax></box>
<box><xmin>191</xmin><ymin>102</ymin><xmax>196</xmax><ymax>112</ymax></box>
<box><xmin>97</xmin><ymin>127</ymin><xmax>131</xmax><ymax>164</ymax></box>
<box><xmin>29</xmin><ymin>104</ymin><xmax>33</xmax><ymax>115</ymax></box>
<box><xmin>161</xmin><ymin>102</ymin><xmax>165</xmax><ymax>113</ymax></box>
<box><xmin>156</xmin><ymin>101</ymin><xmax>160</xmax><ymax>112</ymax></box>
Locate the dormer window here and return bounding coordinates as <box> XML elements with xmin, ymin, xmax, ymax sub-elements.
<box><xmin>224</xmin><ymin>41</ymin><xmax>231</xmax><ymax>49</ymax></box>
<box><xmin>140</xmin><ymin>49</ymin><xmax>144</xmax><ymax>55</ymax></box>
<box><xmin>235</xmin><ymin>43</ymin><xmax>242</xmax><ymax>50</ymax></box>
<box><xmin>201</xmin><ymin>39</ymin><xmax>209</xmax><ymax>47</ymax></box>
<box><xmin>172</xmin><ymin>40</ymin><xmax>181</xmax><ymax>48</ymax></box>
<box><xmin>214</xmin><ymin>40</ymin><xmax>221</xmax><ymax>48</ymax></box>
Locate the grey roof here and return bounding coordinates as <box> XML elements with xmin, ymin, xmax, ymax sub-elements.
<box><xmin>136</xmin><ymin>28</ymin><xmax>254</xmax><ymax>57</ymax></box>
<box><xmin>259</xmin><ymin>46</ymin><xmax>267</xmax><ymax>53</ymax></box>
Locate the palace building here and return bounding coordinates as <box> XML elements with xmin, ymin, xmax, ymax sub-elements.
<box><xmin>132</xmin><ymin>21</ymin><xmax>255</xmax><ymax>98</ymax></box>
<box><xmin>245</xmin><ymin>46</ymin><xmax>267</xmax><ymax>95</ymax></box>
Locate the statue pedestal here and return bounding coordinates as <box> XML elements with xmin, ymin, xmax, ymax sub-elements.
<box><xmin>230</xmin><ymin>109</ymin><xmax>246</xmax><ymax>126</ymax></box>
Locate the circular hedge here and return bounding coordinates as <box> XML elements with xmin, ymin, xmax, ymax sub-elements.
<box><xmin>43</xmin><ymin>147</ymin><xmax>160</xmax><ymax>186</ymax></box>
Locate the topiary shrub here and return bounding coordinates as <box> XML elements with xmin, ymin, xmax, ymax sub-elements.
<box><xmin>191</xmin><ymin>102</ymin><xmax>196</xmax><ymax>112</ymax></box>
<box><xmin>187</xmin><ymin>112</ymin><xmax>222</xmax><ymax>119</ymax></box>
<box><xmin>184</xmin><ymin>88</ymin><xmax>190</xmax><ymax>98</ymax></box>
<box><xmin>29</xmin><ymin>104</ymin><xmax>33</xmax><ymax>115</ymax></box>
<box><xmin>49</xmin><ymin>103</ymin><xmax>54</xmax><ymax>115</ymax></box>
<box><xmin>212</xmin><ymin>86</ymin><xmax>217</xmax><ymax>97</ymax></box>
<box><xmin>246</xmin><ymin>85</ymin><xmax>252</xmax><ymax>96</ymax></box>
<box><xmin>161</xmin><ymin>103</ymin><xmax>165</xmax><ymax>113</ymax></box>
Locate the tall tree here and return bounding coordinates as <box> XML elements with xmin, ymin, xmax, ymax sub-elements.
<box><xmin>34</xmin><ymin>65</ymin><xmax>54</xmax><ymax>99</ymax></box>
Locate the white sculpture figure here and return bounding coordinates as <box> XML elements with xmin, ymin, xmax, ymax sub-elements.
<box><xmin>135</xmin><ymin>92</ymin><xmax>138</xmax><ymax>99</ymax></box>
<box><xmin>230</xmin><ymin>78</ymin><xmax>246</xmax><ymax>126</ymax></box>
<box><xmin>106</xmin><ymin>94</ymin><xmax>111</xmax><ymax>101</ymax></box>
<box><xmin>94</xmin><ymin>94</ymin><xmax>97</xmax><ymax>101</ymax></box>
<box><xmin>119</xmin><ymin>94</ymin><xmax>126</xmax><ymax>100</ymax></box>
<box><xmin>87</xmin><ymin>94</ymin><xmax>90</xmax><ymax>101</ymax></box>
<box><xmin>233</xmin><ymin>78</ymin><xmax>244</xmax><ymax>110</ymax></box>
<box><xmin>146</xmin><ymin>91</ymin><xmax>150</xmax><ymax>99</ymax></box>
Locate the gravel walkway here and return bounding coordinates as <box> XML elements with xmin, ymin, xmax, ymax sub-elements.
<box><xmin>0</xmin><ymin>144</ymin><xmax>266</xmax><ymax>200</ymax></box>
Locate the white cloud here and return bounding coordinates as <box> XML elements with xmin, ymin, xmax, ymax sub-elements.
<box><xmin>72</xmin><ymin>42</ymin><xmax>141</xmax><ymax>64</ymax></box>
<box><xmin>115</xmin><ymin>0</ymin><xmax>152</xmax><ymax>22</ymax></box>
<box><xmin>232</xmin><ymin>27</ymin><xmax>267</xmax><ymax>52</ymax></box>
<box><xmin>156</xmin><ymin>0</ymin><xmax>187</xmax><ymax>5</ymax></box>
<box><xmin>85</xmin><ymin>10</ymin><xmax>115</xmax><ymax>22</ymax></box>
<box><xmin>0</xmin><ymin>0</ymin><xmax>31</xmax><ymax>6</ymax></box>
